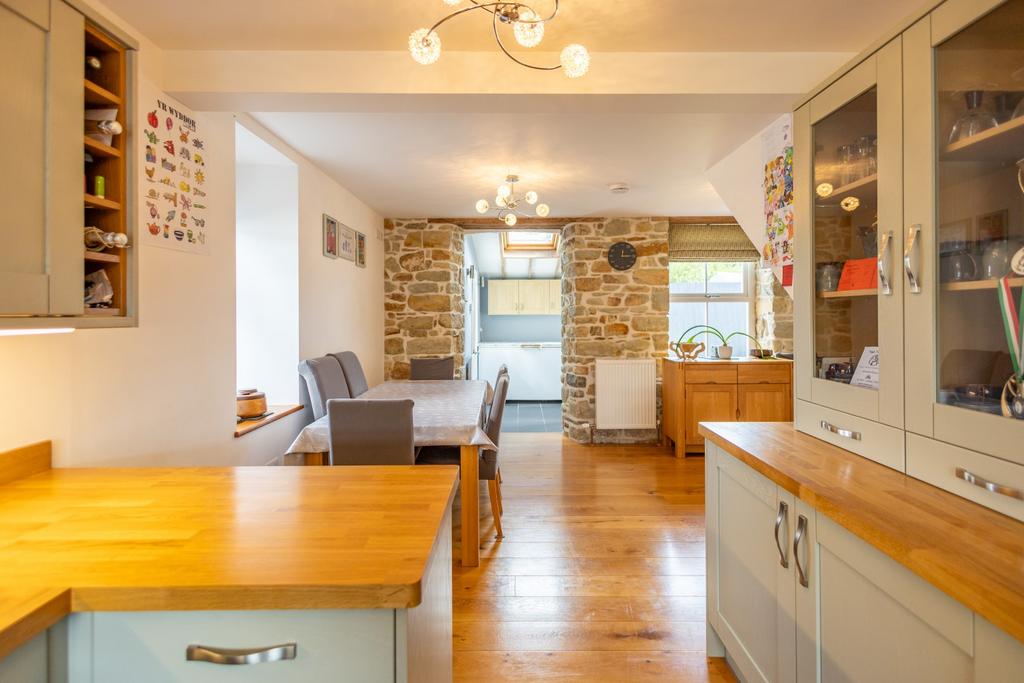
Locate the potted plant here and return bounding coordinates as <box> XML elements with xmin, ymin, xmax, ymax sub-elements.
<box><xmin>676</xmin><ymin>325</ymin><xmax>763</xmax><ymax>360</ymax></box>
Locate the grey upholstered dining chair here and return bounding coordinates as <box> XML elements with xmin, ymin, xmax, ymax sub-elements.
<box><xmin>326</xmin><ymin>398</ymin><xmax>415</xmax><ymax>466</ymax></box>
<box><xmin>484</xmin><ymin>364</ymin><xmax>509</xmax><ymax>418</ymax></box>
<box><xmin>409</xmin><ymin>356</ymin><xmax>455</xmax><ymax>381</ymax></box>
<box><xmin>330</xmin><ymin>351</ymin><xmax>369</xmax><ymax>397</ymax></box>
<box><xmin>417</xmin><ymin>372</ymin><xmax>510</xmax><ymax>538</ymax></box>
<box><xmin>298</xmin><ymin>356</ymin><xmax>351</xmax><ymax>420</ymax></box>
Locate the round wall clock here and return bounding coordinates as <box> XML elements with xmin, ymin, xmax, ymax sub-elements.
<box><xmin>608</xmin><ymin>241</ymin><xmax>637</xmax><ymax>271</ymax></box>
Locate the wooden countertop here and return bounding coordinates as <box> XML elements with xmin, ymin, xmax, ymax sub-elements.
<box><xmin>0</xmin><ymin>452</ymin><xmax>458</xmax><ymax>659</ymax></box>
<box><xmin>699</xmin><ymin>422</ymin><xmax>1024</xmax><ymax>644</ymax></box>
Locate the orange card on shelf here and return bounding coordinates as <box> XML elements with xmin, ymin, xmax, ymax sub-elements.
<box><xmin>837</xmin><ymin>257</ymin><xmax>878</xmax><ymax>291</ymax></box>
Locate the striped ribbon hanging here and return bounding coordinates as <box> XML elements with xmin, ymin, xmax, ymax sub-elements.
<box><xmin>996</xmin><ymin>277</ymin><xmax>1024</xmax><ymax>381</ymax></box>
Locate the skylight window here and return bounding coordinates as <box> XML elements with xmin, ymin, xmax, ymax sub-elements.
<box><xmin>501</xmin><ymin>231</ymin><xmax>560</xmax><ymax>253</ymax></box>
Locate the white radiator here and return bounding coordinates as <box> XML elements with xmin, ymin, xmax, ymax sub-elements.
<box><xmin>595</xmin><ymin>359</ymin><xmax>657</xmax><ymax>430</ymax></box>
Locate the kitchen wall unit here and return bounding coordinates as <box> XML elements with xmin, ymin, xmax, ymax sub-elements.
<box><xmin>794</xmin><ymin>0</ymin><xmax>1024</xmax><ymax>512</ymax></box>
<box><xmin>0</xmin><ymin>0</ymin><xmax>136</xmax><ymax>328</ymax></box>
<box><xmin>704</xmin><ymin>433</ymin><xmax>1024</xmax><ymax>683</ymax></box>
<box><xmin>485</xmin><ymin>279</ymin><xmax>559</xmax><ymax>315</ymax></box>
<box><xmin>662</xmin><ymin>358</ymin><xmax>792</xmax><ymax>457</ymax></box>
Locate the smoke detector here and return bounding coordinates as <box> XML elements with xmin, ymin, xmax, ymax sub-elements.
<box><xmin>608</xmin><ymin>182</ymin><xmax>630</xmax><ymax>195</ymax></box>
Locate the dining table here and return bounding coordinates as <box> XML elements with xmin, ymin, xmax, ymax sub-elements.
<box><xmin>285</xmin><ymin>379</ymin><xmax>495</xmax><ymax>567</ymax></box>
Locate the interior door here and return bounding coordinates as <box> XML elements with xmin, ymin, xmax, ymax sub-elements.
<box><xmin>904</xmin><ymin>0</ymin><xmax>1024</xmax><ymax>465</ymax></box>
<box><xmin>685</xmin><ymin>384</ymin><xmax>737</xmax><ymax>449</ymax></box>
<box><xmin>486</xmin><ymin>280</ymin><xmax>519</xmax><ymax>315</ymax></box>
<box><xmin>517</xmin><ymin>280</ymin><xmax>549</xmax><ymax>315</ymax></box>
<box><xmin>794</xmin><ymin>38</ymin><xmax>904</xmax><ymax>427</ymax></box>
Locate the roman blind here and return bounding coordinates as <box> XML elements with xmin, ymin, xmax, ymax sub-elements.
<box><xmin>668</xmin><ymin>223</ymin><xmax>759</xmax><ymax>262</ymax></box>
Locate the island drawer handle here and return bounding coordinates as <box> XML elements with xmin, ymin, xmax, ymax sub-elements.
<box><xmin>186</xmin><ymin>643</ymin><xmax>297</xmax><ymax>666</ymax></box>
<box><xmin>820</xmin><ymin>420</ymin><xmax>861</xmax><ymax>441</ymax></box>
<box><xmin>794</xmin><ymin>514</ymin><xmax>809</xmax><ymax>588</ymax></box>
<box><xmin>955</xmin><ymin>468</ymin><xmax>1024</xmax><ymax>501</ymax></box>
<box><xmin>774</xmin><ymin>500</ymin><xmax>789</xmax><ymax>569</ymax></box>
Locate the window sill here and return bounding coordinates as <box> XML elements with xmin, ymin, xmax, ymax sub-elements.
<box><xmin>234</xmin><ymin>404</ymin><xmax>303</xmax><ymax>438</ymax></box>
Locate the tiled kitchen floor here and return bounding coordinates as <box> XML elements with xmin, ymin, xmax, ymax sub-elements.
<box><xmin>502</xmin><ymin>401</ymin><xmax>562</xmax><ymax>433</ymax></box>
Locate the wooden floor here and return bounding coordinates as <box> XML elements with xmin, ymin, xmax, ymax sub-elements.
<box><xmin>451</xmin><ymin>432</ymin><xmax>736</xmax><ymax>682</ymax></box>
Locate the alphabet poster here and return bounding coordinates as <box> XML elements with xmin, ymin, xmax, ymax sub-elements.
<box><xmin>762</xmin><ymin>114</ymin><xmax>794</xmax><ymax>286</ymax></box>
<box><xmin>140</xmin><ymin>93</ymin><xmax>210</xmax><ymax>254</ymax></box>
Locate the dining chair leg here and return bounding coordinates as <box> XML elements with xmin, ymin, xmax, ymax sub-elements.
<box><xmin>488</xmin><ymin>480</ymin><xmax>504</xmax><ymax>539</ymax></box>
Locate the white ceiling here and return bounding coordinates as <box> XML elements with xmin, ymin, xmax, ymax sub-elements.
<box><xmin>103</xmin><ymin>0</ymin><xmax>922</xmax><ymax>52</ymax></box>
<box><xmin>251</xmin><ymin>107</ymin><xmax>778</xmax><ymax>217</ymax></box>
<box><xmin>467</xmin><ymin>232</ymin><xmax>561</xmax><ymax>279</ymax></box>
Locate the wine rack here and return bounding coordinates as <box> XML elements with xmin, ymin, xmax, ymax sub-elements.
<box><xmin>83</xmin><ymin>22</ymin><xmax>128</xmax><ymax>317</ymax></box>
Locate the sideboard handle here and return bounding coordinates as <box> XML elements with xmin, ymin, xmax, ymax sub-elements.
<box><xmin>774</xmin><ymin>500</ymin><xmax>789</xmax><ymax>569</ymax></box>
<box><xmin>186</xmin><ymin>643</ymin><xmax>297</xmax><ymax>666</ymax></box>
<box><xmin>955</xmin><ymin>468</ymin><xmax>1024</xmax><ymax>501</ymax></box>
<box><xmin>820</xmin><ymin>420</ymin><xmax>861</xmax><ymax>441</ymax></box>
<box><xmin>794</xmin><ymin>514</ymin><xmax>809</xmax><ymax>588</ymax></box>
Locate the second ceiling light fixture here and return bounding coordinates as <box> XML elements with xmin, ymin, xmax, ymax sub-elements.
<box><xmin>409</xmin><ymin>0</ymin><xmax>590</xmax><ymax>78</ymax></box>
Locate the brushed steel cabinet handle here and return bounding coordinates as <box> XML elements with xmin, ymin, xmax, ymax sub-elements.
<box><xmin>956</xmin><ymin>468</ymin><xmax>1024</xmax><ymax>501</ymax></box>
<box><xmin>877</xmin><ymin>229</ymin><xmax>893</xmax><ymax>295</ymax></box>
<box><xmin>794</xmin><ymin>514</ymin><xmax>809</xmax><ymax>588</ymax></box>
<box><xmin>774</xmin><ymin>500</ymin><xmax>789</xmax><ymax>569</ymax></box>
<box><xmin>820</xmin><ymin>420</ymin><xmax>861</xmax><ymax>441</ymax></box>
<box><xmin>186</xmin><ymin>643</ymin><xmax>297</xmax><ymax>665</ymax></box>
<box><xmin>904</xmin><ymin>223</ymin><xmax>922</xmax><ymax>294</ymax></box>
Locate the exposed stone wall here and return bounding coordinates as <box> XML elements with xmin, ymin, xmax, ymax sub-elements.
<box><xmin>561</xmin><ymin>218</ymin><xmax>670</xmax><ymax>444</ymax></box>
<box><xmin>383</xmin><ymin>220</ymin><xmax>464</xmax><ymax>379</ymax></box>
<box><xmin>755</xmin><ymin>264</ymin><xmax>794</xmax><ymax>354</ymax></box>
<box><xmin>813</xmin><ymin>210</ymin><xmax>854</xmax><ymax>357</ymax></box>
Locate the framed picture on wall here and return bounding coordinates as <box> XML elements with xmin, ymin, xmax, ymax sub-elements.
<box><xmin>355</xmin><ymin>232</ymin><xmax>367</xmax><ymax>268</ymax></box>
<box><xmin>337</xmin><ymin>223</ymin><xmax>356</xmax><ymax>262</ymax></box>
<box><xmin>323</xmin><ymin>214</ymin><xmax>339</xmax><ymax>259</ymax></box>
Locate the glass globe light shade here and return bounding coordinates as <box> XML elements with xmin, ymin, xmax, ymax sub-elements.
<box><xmin>536</xmin><ymin>203</ymin><xmax>550</xmax><ymax>218</ymax></box>
<box><xmin>815</xmin><ymin>182</ymin><xmax>834</xmax><ymax>198</ymax></box>
<box><xmin>504</xmin><ymin>213</ymin><xmax>518</xmax><ymax>227</ymax></box>
<box><xmin>497</xmin><ymin>183</ymin><xmax>512</xmax><ymax>199</ymax></box>
<box><xmin>524</xmin><ymin>190</ymin><xmax>538</xmax><ymax>205</ymax></box>
<box><xmin>475</xmin><ymin>199</ymin><xmax>490</xmax><ymax>214</ymax></box>
<box><xmin>840</xmin><ymin>196</ymin><xmax>860</xmax><ymax>212</ymax></box>
<box><xmin>495</xmin><ymin>194</ymin><xmax>507</xmax><ymax>208</ymax></box>
<box><xmin>442</xmin><ymin>0</ymin><xmax>462</xmax><ymax>5</ymax></box>
<box><xmin>408</xmin><ymin>29</ymin><xmax>442</xmax><ymax>65</ymax></box>
<box><xmin>560</xmin><ymin>44</ymin><xmax>589</xmax><ymax>78</ymax></box>
<box><xmin>513</xmin><ymin>9</ymin><xmax>545</xmax><ymax>48</ymax></box>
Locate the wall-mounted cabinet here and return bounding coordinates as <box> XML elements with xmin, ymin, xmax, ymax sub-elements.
<box><xmin>794</xmin><ymin>0</ymin><xmax>1024</xmax><ymax>508</ymax></box>
<box><xmin>0</xmin><ymin>0</ymin><xmax>136</xmax><ymax>328</ymax></box>
<box><xmin>486</xmin><ymin>279</ymin><xmax>559</xmax><ymax>315</ymax></box>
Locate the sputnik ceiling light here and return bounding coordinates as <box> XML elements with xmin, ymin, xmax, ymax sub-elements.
<box><xmin>409</xmin><ymin>1</ymin><xmax>590</xmax><ymax>78</ymax></box>
<box><xmin>475</xmin><ymin>174</ymin><xmax>550</xmax><ymax>226</ymax></box>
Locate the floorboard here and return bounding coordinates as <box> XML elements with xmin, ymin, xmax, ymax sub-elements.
<box><xmin>451</xmin><ymin>432</ymin><xmax>736</xmax><ymax>682</ymax></box>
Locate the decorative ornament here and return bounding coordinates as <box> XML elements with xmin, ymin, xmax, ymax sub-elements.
<box><xmin>409</xmin><ymin>1</ymin><xmax>589</xmax><ymax>77</ymax></box>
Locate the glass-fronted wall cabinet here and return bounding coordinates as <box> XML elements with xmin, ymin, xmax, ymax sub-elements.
<box><xmin>905</xmin><ymin>0</ymin><xmax>1024</xmax><ymax>467</ymax></box>
<box><xmin>795</xmin><ymin>38</ymin><xmax>905</xmax><ymax>442</ymax></box>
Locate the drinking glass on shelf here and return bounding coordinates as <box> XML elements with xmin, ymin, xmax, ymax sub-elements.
<box><xmin>837</xmin><ymin>145</ymin><xmax>856</xmax><ymax>186</ymax></box>
<box><xmin>854</xmin><ymin>136</ymin><xmax>874</xmax><ymax>179</ymax></box>
<box><xmin>948</xmin><ymin>90</ymin><xmax>999</xmax><ymax>144</ymax></box>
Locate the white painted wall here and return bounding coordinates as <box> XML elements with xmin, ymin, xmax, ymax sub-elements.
<box><xmin>235</xmin><ymin>129</ymin><xmax>300</xmax><ymax>404</ymax></box>
<box><xmin>0</xmin><ymin>1</ymin><xmax>384</xmax><ymax>466</ymax></box>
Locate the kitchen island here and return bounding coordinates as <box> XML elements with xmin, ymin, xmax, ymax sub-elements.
<box><xmin>0</xmin><ymin>442</ymin><xmax>458</xmax><ymax>682</ymax></box>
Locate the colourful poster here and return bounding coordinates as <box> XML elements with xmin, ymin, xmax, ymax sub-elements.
<box><xmin>761</xmin><ymin>116</ymin><xmax>794</xmax><ymax>273</ymax></box>
<box><xmin>140</xmin><ymin>90</ymin><xmax>210</xmax><ymax>254</ymax></box>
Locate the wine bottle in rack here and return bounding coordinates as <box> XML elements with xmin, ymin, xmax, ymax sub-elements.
<box><xmin>86</xmin><ymin>55</ymin><xmax>101</xmax><ymax>71</ymax></box>
<box><xmin>85</xmin><ymin>119</ymin><xmax>123</xmax><ymax>136</ymax></box>
<box><xmin>84</xmin><ymin>227</ymin><xmax>129</xmax><ymax>252</ymax></box>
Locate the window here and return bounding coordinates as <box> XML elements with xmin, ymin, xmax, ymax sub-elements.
<box><xmin>669</xmin><ymin>262</ymin><xmax>756</xmax><ymax>356</ymax></box>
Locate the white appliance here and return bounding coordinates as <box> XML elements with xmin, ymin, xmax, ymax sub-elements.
<box><xmin>478</xmin><ymin>342</ymin><xmax>561</xmax><ymax>401</ymax></box>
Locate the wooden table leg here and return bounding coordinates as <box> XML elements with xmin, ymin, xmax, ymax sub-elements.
<box><xmin>460</xmin><ymin>445</ymin><xmax>480</xmax><ymax>567</ymax></box>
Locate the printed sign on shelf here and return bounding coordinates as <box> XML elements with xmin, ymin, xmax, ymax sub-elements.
<box><xmin>140</xmin><ymin>89</ymin><xmax>209</xmax><ymax>254</ymax></box>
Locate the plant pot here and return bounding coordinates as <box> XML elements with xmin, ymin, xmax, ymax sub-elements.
<box><xmin>677</xmin><ymin>341</ymin><xmax>705</xmax><ymax>361</ymax></box>
<box><xmin>715</xmin><ymin>345</ymin><xmax>733</xmax><ymax>360</ymax></box>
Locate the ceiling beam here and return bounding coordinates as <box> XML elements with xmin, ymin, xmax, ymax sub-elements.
<box><xmin>427</xmin><ymin>216</ymin><xmax>737</xmax><ymax>229</ymax></box>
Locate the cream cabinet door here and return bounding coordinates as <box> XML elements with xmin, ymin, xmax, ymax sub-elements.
<box><xmin>903</xmin><ymin>1</ymin><xmax>1024</xmax><ymax>466</ymax></box>
<box><xmin>0</xmin><ymin>0</ymin><xmax>82</xmax><ymax>316</ymax></box>
<box><xmin>486</xmin><ymin>280</ymin><xmax>519</xmax><ymax>315</ymax></box>
<box><xmin>795</xmin><ymin>512</ymin><xmax>974</xmax><ymax>682</ymax></box>
<box><xmin>706</xmin><ymin>443</ymin><xmax>796</xmax><ymax>683</ymax></box>
<box><xmin>546</xmin><ymin>279</ymin><xmax>561</xmax><ymax>315</ymax></box>
<box><xmin>518</xmin><ymin>280</ymin><xmax>549</xmax><ymax>315</ymax></box>
<box><xmin>793</xmin><ymin>37</ymin><xmax>905</xmax><ymax>428</ymax></box>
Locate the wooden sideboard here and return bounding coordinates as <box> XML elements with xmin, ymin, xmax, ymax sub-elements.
<box><xmin>662</xmin><ymin>357</ymin><xmax>793</xmax><ymax>457</ymax></box>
